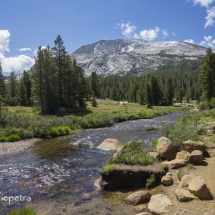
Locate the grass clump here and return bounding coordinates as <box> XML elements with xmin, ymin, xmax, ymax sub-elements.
<box><xmin>106</xmin><ymin>139</ymin><xmax>156</xmax><ymax>166</ymax></box>
<box><xmin>101</xmin><ymin>164</ymin><xmax>116</xmax><ymax>173</ymax></box>
<box><xmin>146</xmin><ymin>174</ymin><xmax>156</xmax><ymax>187</ymax></box>
<box><xmin>150</xmin><ymin>138</ymin><xmax>158</xmax><ymax>150</ymax></box>
<box><xmin>6</xmin><ymin>207</ymin><xmax>36</xmax><ymax>215</ymax></box>
<box><xmin>159</xmin><ymin>112</ymin><xmax>200</xmax><ymax>148</ymax></box>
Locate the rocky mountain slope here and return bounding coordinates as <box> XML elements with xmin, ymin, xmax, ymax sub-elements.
<box><xmin>70</xmin><ymin>39</ymin><xmax>207</xmax><ymax>76</ymax></box>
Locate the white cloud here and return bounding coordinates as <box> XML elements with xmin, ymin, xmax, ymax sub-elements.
<box><xmin>162</xmin><ymin>29</ymin><xmax>169</xmax><ymax>38</ymax></box>
<box><xmin>192</xmin><ymin>0</ymin><xmax>215</xmax><ymax>7</ymax></box>
<box><xmin>0</xmin><ymin>30</ymin><xmax>10</xmax><ymax>52</ymax></box>
<box><xmin>199</xmin><ymin>35</ymin><xmax>215</xmax><ymax>48</ymax></box>
<box><xmin>139</xmin><ymin>26</ymin><xmax>160</xmax><ymax>41</ymax></box>
<box><xmin>0</xmin><ymin>30</ymin><xmax>34</xmax><ymax>74</ymax></box>
<box><xmin>117</xmin><ymin>22</ymin><xmax>168</xmax><ymax>41</ymax></box>
<box><xmin>184</xmin><ymin>39</ymin><xmax>195</xmax><ymax>43</ymax></box>
<box><xmin>205</xmin><ymin>7</ymin><xmax>215</xmax><ymax>27</ymax></box>
<box><xmin>0</xmin><ymin>54</ymin><xmax>34</xmax><ymax>73</ymax></box>
<box><xmin>172</xmin><ymin>32</ymin><xmax>176</xmax><ymax>37</ymax></box>
<box><xmin>117</xmin><ymin>21</ymin><xmax>136</xmax><ymax>38</ymax></box>
<box><xmin>17</xmin><ymin>47</ymin><xmax>32</xmax><ymax>52</ymax></box>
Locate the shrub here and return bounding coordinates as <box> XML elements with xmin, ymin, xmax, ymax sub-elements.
<box><xmin>6</xmin><ymin>207</ymin><xmax>36</xmax><ymax>215</ymax></box>
<box><xmin>6</xmin><ymin>134</ymin><xmax>21</xmax><ymax>142</ymax></box>
<box><xmin>150</xmin><ymin>138</ymin><xmax>158</xmax><ymax>150</ymax></box>
<box><xmin>159</xmin><ymin>112</ymin><xmax>200</xmax><ymax>148</ymax></box>
<box><xmin>198</xmin><ymin>101</ymin><xmax>210</xmax><ymax>111</ymax></box>
<box><xmin>107</xmin><ymin>139</ymin><xmax>156</xmax><ymax>166</ymax></box>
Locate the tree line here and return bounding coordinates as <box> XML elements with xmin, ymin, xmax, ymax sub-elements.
<box><xmin>0</xmin><ymin>36</ymin><xmax>214</xmax><ymax>114</ymax></box>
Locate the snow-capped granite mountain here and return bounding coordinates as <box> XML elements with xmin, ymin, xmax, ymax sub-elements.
<box><xmin>70</xmin><ymin>39</ymin><xmax>207</xmax><ymax>76</ymax></box>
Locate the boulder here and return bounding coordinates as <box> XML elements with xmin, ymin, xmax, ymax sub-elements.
<box><xmin>96</xmin><ymin>138</ymin><xmax>123</xmax><ymax>151</ymax></box>
<box><xmin>179</xmin><ymin>174</ymin><xmax>196</xmax><ymax>188</ymax></box>
<box><xmin>161</xmin><ymin>174</ymin><xmax>173</xmax><ymax>186</ymax></box>
<box><xmin>136</xmin><ymin>213</ymin><xmax>151</xmax><ymax>215</ymax></box>
<box><xmin>100</xmin><ymin>163</ymin><xmax>167</xmax><ymax>189</ymax></box>
<box><xmin>162</xmin><ymin>159</ymin><xmax>187</xmax><ymax>169</ymax></box>
<box><xmin>181</xmin><ymin>140</ymin><xmax>206</xmax><ymax>154</ymax></box>
<box><xmin>176</xmin><ymin>150</ymin><xmax>190</xmax><ymax>160</ymax></box>
<box><xmin>188</xmin><ymin>176</ymin><xmax>212</xmax><ymax>200</ymax></box>
<box><xmin>188</xmin><ymin>150</ymin><xmax>203</xmax><ymax>164</ymax></box>
<box><xmin>175</xmin><ymin>188</ymin><xmax>196</xmax><ymax>202</ymax></box>
<box><xmin>148</xmin><ymin>194</ymin><xmax>172</xmax><ymax>215</ymax></box>
<box><xmin>157</xmin><ymin>137</ymin><xmax>177</xmax><ymax>161</ymax></box>
<box><xmin>125</xmin><ymin>190</ymin><xmax>151</xmax><ymax>205</ymax></box>
<box><xmin>148</xmin><ymin>152</ymin><xmax>159</xmax><ymax>159</ymax></box>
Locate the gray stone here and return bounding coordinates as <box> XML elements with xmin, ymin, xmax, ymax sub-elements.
<box><xmin>176</xmin><ymin>150</ymin><xmax>190</xmax><ymax>160</ymax></box>
<box><xmin>175</xmin><ymin>188</ymin><xmax>196</xmax><ymax>202</ymax></box>
<box><xmin>179</xmin><ymin>174</ymin><xmax>196</xmax><ymax>188</ymax></box>
<box><xmin>188</xmin><ymin>176</ymin><xmax>212</xmax><ymax>200</ymax></box>
<box><xmin>157</xmin><ymin>137</ymin><xmax>177</xmax><ymax>161</ymax></box>
<box><xmin>125</xmin><ymin>190</ymin><xmax>151</xmax><ymax>205</ymax></box>
<box><xmin>161</xmin><ymin>175</ymin><xmax>173</xmax><ymax>186</ymax></box>
<box><xmin>188</xmin><ymin>150</ymin><xmax>203</xmax><ymax>164</ymax></box>
<box><xmin>149</xmin><ymin>152</ymin><xmax>159</xmax><ymax>159</ymax></box>
<box><xmin>96</xmin><ymin>138</ymin><xmax>123</xmax><ymax>151</ymax></box>
<box><xmin>181</xmin><ymin>140</ymin><xmax>206</xmax><ymax>153</ymax></box>
<box><xmin>162</xmin><ymin>159</ymin><xmax>187</xmax><ymax>169</ymax></box>
<box><xmin>136</xmin><ymin>213</ymin><xmax>151</xmax><ymax>215</ymax></box>
<box><xmin>148</xmin><ymin>194</ymin><xmax>172</xmax><ymax>215</ymax></box>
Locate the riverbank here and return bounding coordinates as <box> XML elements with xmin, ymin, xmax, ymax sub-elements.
<box><xmin>0</xmin><ymin>101</ymin><xmax>190</xmax><ymax>142</ymax></box>
<box><xmin>0</xmin><ymin>138</ymin><xmax>40</xmax><ymax>156</ymax></box>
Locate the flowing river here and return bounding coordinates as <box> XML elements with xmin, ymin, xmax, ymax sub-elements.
<box><xmin>0</xmin><ymin>112</ymin><xmax>182</xmax><ymax>215</ymax></box>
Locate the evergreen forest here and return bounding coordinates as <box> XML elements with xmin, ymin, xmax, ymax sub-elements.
<box><xmin>0</xmin><ymin>35</ymin><xmax>215</xmax><ymax>115</ymax></box>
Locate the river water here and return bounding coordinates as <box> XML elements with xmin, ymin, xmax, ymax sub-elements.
<box><xmin>0</xmin><ymin>112</ymin><xmax>182</xmax><ymax>215</ymax></box>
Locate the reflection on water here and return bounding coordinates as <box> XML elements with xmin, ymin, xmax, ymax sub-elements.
<box><xmin>0</xmin><ymin>112</ymin><xmax>181</xmax><ymax>215</ymax></box>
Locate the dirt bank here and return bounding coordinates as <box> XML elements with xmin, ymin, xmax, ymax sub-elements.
<box><xmin>0</xmin><ymin>138</ymin><xmax>40</xmax><ymax>156</ymax></box>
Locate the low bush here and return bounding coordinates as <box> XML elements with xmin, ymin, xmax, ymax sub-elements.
<box><xmin>150</xmin><ymin>138</ymin><xmax>158</xmax><ymax>150</ymax></box>
<box><xmin>6</xmin><ymin>207</ymin><xmax>36</xmax><ymax>215</ymax></box>
<box><xmin>107</xmin><ymin>139</ymin><xmax>156</xmax><ymax>166</ymax></box>
<box><xmin>159</xmin><ymin>113</ymin><xmax>200</xmax><ymax>148</ymax></box>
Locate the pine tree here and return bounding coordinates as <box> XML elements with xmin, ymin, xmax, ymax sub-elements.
<box><xmin>199</xmin><ymin>48</ymin><xmax>215</xmax><ymax>104</ymax></box>
<box><xmin>0</xmin><ymin>62</ymin><xmax>6</xmax><ymax>127</ymax></box>
<box><xmin>52</xmin><ymin>35</ymin><xmax>67</xmax><ymax>107</ymax></box>
<box><xmin>6</xmin><ymin>71</ymin><xmax>19</xmax><ymax>106</ymax></box>
<box><xmin>89</xmin><ymin>71</ymin><xmax>101</xmax><ymax>97</ymax></box>
<box><xmin>164</xmin><ymin>77</ymin><xmax>174</xmax><ymax>105</ymax></box>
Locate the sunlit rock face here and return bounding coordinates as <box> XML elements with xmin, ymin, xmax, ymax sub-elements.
<box><xmin>70</xmin><ymin>39</ymin><xmax>207</xmax><ymax>76</ymax></box>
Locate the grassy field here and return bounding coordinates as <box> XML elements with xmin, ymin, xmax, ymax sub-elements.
<box><xmin>0</xmin><ymin>99</ymin><xmax>191</xmax><ymax>142</ymax></box>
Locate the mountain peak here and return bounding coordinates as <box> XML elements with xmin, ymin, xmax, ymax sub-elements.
<box><xmin>71</xmin><ymin>39</ymin><xmax>207</xmax><ymax>76</ymax></box>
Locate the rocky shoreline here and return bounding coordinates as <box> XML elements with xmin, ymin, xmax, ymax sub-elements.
<box><xmin>0</xmin><ymin>138</ymin><xmax>40</xmax><ymax>156</ymax></box>
<box><xmin>98</xmin><ymin>137</ymin><xmax>215</xmax><ymax>215</ymax></box>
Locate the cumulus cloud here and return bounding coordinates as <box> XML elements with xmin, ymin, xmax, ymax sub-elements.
<box><xmin>0</xmin><ymin>53</ymin><xmax>34</xmax><ymax>73</ymax></box>
<box><xmin>191</xmin><ymin>0</ymin><xmax>215</xmax><ymax>28</ymax></box>
<box><xmin>0</xmin><ymin>30</ymin><xmax>34</xmax><ymax>74</ymax></box>
<box><xmin>199</xmin><ymin>35</ymin><xmax>215</xmax><ymax>48</ymax></box>
<box><xmin>162</xmin><ymin>29</ymin><xmax>169</xmax><ymax>38</ymax></box>
<box><xmin>192</xmin><ymin>0</ymin><xmax>215</xmax><ymax>7</ymax></box>
<box><xmin>117</xmin><ymin>21</ymin><xmax>136</xmax><ymax>38</ymax></box>
<box><xmin>138</xmin><ymin>26</ymin><xmax>160</xmax><ymax>41</ymax></box>
<box><xmin>0</xmin><ymin>30</ymin><xmax>10</xmax><ymax>52</ymax></box>
<box><xmin>205</xmin><ymin>7</ymin><xmax>215</xmax><ymax>27</ymax></box>
<box><xmin>117</xmin><ymin>21</ymin><xmax>168</xmax><ymax>41</ymax></box>
<box><xmin>17</xmin><ymin>47</ymin><xmax>32</xmax><ymax>52</ymax></box>
<box><xmin>184</xmin><ymin>39</ymin><xmax>195</xmax><ymax>43</ymax></box>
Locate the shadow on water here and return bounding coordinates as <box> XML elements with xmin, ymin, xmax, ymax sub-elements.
<box><xmin>33</xmin><ymin>136</ymin><xmax>77</xmax><ymax>160</ymax></box>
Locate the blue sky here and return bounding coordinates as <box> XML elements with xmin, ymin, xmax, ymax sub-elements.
<box><xmin>0</xmin><ymin>0</ymin><xmax>215</xmax><ymax>74</ymax></box>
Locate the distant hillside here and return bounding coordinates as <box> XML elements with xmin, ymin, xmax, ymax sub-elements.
<box><xmin>70</xmin><ymin>39</ymin><xmax>207</xmax><ymax>76</ymax></box>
